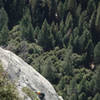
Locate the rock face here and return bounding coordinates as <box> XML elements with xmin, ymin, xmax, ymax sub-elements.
<box><xmin>0</xmin><ymin>47</ymin><xmax>59</xmax><ymax>100</ymax></box>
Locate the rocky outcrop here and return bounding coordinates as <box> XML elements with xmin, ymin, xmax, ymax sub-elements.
<box><xmin>0</xmin><ymin>47</ymin><xmax>59</xmax><ymax>100</ymax></box>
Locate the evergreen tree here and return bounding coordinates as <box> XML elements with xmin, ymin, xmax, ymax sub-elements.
<box><xmin>42</xmin><ymin>59</ymin><xmax>56</xmax><ymax>83</ymax></box>
<box><xmin>67</xmin><ymin>0</ymin><xmax>77</xmax><ymax>14</ymax></box>
<box><xmin>57</xmin><ymin>1</ymin><xmax>64</xmax><ymax>20</ymax></box>
<box><xmin>38</xmin><ymin>19</ymin><xmax>55</xmax><ymax>51</ymax></box>
<box><xmin>30</xmin><ymin>0</ymin><xmax>45</xmax><ymax>26</ymax></box>
<box><xmin>69</xmin><ymin>78</ymin><xmax>77</xmax><ymax>95</ymax></box>
<box><xmin>63</xmin><ymin>48</ymin><xmax>73</xmax><ymax>75</ymax></box>
<box><xmin>95</xmin><ymin>68</ymin><xmax>100</xmax><ymax>92</ymax></box>
<box><xmin>64</xmin><ymin>12</ymin><xmax>73</xmax><ymax>33</ymax></box>
<box><xmin>76</xmin><ymin>4</ymin><xmax>82</xmax><ymax>18</ymax></box>
<box><xmin>55</xmin><ymin>30</ymin><xmax>63</xmax><ymax>48</ymax></box>
<box><xmin>89</xmin><ymin>11</ymin><xmax>96</xmax><ymax>30</ymax></box>
<box><xmin>94</xmin><ymin>42</ymin><xmax>100</xmax><ymax>64</ymax></box>
<box><xmin>0</xmin><ymin>8</ymin><xmax>9</xmax><ymax>45</ymax></box>
<box><xmin>87</xmin><ymin>0</ymin><xmax>96</xmax><ymax>16</ymax></box>
<box><xmin>93</xmin><ymin>93</ymin><xmax>100</xmax><ymax>100</ymax></box>
<box><xmin>0</xmin><ymin>0</ymin><xmax>3</xmax><ymax>8</ymax></box>
<box><xmin>85</xmin><ymin>39</ymin><xmax>94</xmax><ymax>66</ymax></box>
<box><xmin>79</xmin><ymin>92</ymin><xmax>87</xmax><ymax>100</ymax></box>
<box><xmin>64</xmin><ymin>12</ymin><xmax>73</xmax><ymax>46</ymax></box>
<box><xmin>20</xmin><ymin>9</ymin><xmax>34</xmax><ymax>42</ymax></box>
<box><xmin>95</xmin><ymin>2</ymin><xmax>100</xmax><ymax>32</ymax></box>
<box><xmin>78</xmin><ymin>28</ymin><xmax>92</xmax><ymax>54</ymax></box>
<box><xmin>34</xmin><ymin>26</ymin><xmax>40</xmax><ymax>41</ymax></box>
<box><xmin>0</xmin><ymin>25</ymin><xmax>8</xmax><ymax>45</ymax></box>
<box><xmin>50</xmin><ymin>22</ymin><xmax>57</xmax><ymax>41</ymax></box>
<box><xmin>69</xmin><ymin>27</ymin><xmax>80</xmax><ymax>53</ymax></box>
<box><xmin>69</xmin><ymin>93</ymin><xmax>78</xmax><ymax>100</ymax></box>
<box><xmin>63</xmin><ymin>0</ymin><xmax>68</xmax><ymax>19</ymax></box>
<box><xmin>47</xmin><ymin>0</ymin><xmax>57</xmax><ymax>23</ymax></box>
<box><xmin>78</xmin><ymin>10</ymin><xmax>88</xmax><ymax>30</ymax></box>
<box><xmin>0</xmin><ymin>8</ymin><xmax>8</xmax><ymax>30</ymax></box>
<box><xmin>4</xmin><ymin>0</ymin><xmax>25</xmax><ymax>28</ymax></box>
<box><xmin>78</xmin><ymin>78</ymin><xmax>87</xmax><ymax>93</ymax></box>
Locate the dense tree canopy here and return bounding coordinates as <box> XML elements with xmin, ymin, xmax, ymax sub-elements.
<box><xmin>0</xmin><ymin>0</ymin><xmax>100</xmax><ymax>99</ymax></box>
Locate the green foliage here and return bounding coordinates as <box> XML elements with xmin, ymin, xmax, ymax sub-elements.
<box><xmin>78</xmin><ymin>10</ymin><xmax>88</xmax><ymax>29</ymax></box>
<box><xmin>30</xmin><ymin>0</ymin><xmax>44</xmax><ymax>26</ymax></box>
<box><xmin>41</xmin><ymin>59</ymin><xmax>56</xmax><ymax>83</ymax></box>
<box><xmin>79</xmin><ymin>92</ymin><xmax>86</xmax><ymax>100</ymax></box>
<box><xmin>76</xmin><ymin>4</ymin><xmax>82</xmax><ymax>18</ymax></box>
<box><xmin>62</xmin><ymin>48</ymin><xmax>73</xmax><ymax>75</ymax></box>
<box><xmin>87</xmin><ymin>0</ymin><xmax>96</xmax><ymax>15</ymax></box>
<box><xmin>0</xmin><ymin>25</ymin><xmax>9</xmax><ymax>45</ymax></box>
<box><xmin>0</xmin><ymin>8</ymin><xmax>9</xmax><ymax>45</ymax></box>
<box><xmin>38</xmin><ymin>19</ymin><xmax>55</xmax><ymax>51</ymax></box>
<box><xmin>1</xmin><ymin>0</ymin><xmax>100</xmax><ymax>99</ymax></box>
<box><xmin>0</xmin><ymin>63</ymin><xmax>21</xmax><ymax>100</ymax></box>
<box><xmin>94</xmin><ymin>42</ymin><xmax>100</xmax><ymax>64</ymax></box>
<box><xmin>70</xmin><ymin>93</ymin><xmax>78</xmax><ymax>100</ymax></box>
<box><xmin>67</xmin><ymin>0</ymin><xmax>77</xmax><ymax>13</ymax></box>
<box><xmin>95</xmin><ymin>68</ymin><xmax>100</xmax><ymax>92</ymax></box>
<box><xmin>0</xmin><ymin>8</ymin><xmax>8</xmax><ymax>30</ymax></box>
<box><xmin>20</xmin><ymin>9</ymin><xmax>34</xmax><ymax>42</ymax></box>
<box><xmin>95</xmin><ymin>2</ymin><xmax>100</xmax><ymax>31</ymax></box>
<box><xmin>93</xmin><ymin>93</ymin><xmax>100</xmax><ymax>100</ymax></box>
<box><xmin>4</xmin><ymin>0</ymin><xmax>25</xmax><ymax>28</ymax></box>
<box><xmin>64</xmin><ymin>12</ymin><xmax>73</xmax><ymax>33</ymax></box>
<box><xmin>57</xmin><ymin>1</ymin><xmax>64</xmax><ymax>20</ymax></box>
<box><xmin>22</xmin><ymin>87</ymin><xmax>39</xmax><ymax>100</ymax></box>
<box><xmin>68</xmin><ymin>78</ymin><xmax>77</xmax><ymax>95</ymax></box>
<box><xmin>0</xmin><ymin>0</ymin><xmax>3</xmax><ymax>8</ymax></box>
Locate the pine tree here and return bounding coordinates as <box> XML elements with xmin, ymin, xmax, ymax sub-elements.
<box><xmin>0</xmin><ymin>8</ymin><xmax>9</xmax><ymax>45</ymax></box>
<box><xmin>78</xmin><ymin>78</ymin><xmax>87</xmax><ymax>93</ymax></box>
<box><xmin>78</xmin><ymin>10</ymin><xmax>88</xmax><ymax>29</ymax></box>
<box><xmin>76</xmin><ymin>4</ymin><xmax>82</xmax><ymax>18</ymax></box>
<box><xmin>95</xmin><ymin>2</ymin><xmax>100</xmax><ymax>32</ymax></box>
<box><xmin>94</xmin><ymin>42</ymin><xmax>100</xmax><ymax>64</ymax></box>
<box><xmin>0</xmin><ymin>0</ymin><xmax>3</xmax><ymax>8</ymax></box>
<box><xmin>89</xmin><ymin>11</ymin><xmax>96</xmax><ymax>30</ymax></box>
<box><xmin>30</xmin><ymin>0</ymin><xmax>44</xmax><ymax>26</ymax></box>
<box><xmin>63</xmin><ymin>0</ymin><xmax>68</xmax><ymax>19</ymax></box>
<box><xmin>4</xmin><ymin>0</ymin><xmax>25</xmax><ymax>28</ymax></box>
<box><xmin>95</xmin><ymin>68</ymin><xmax>100</xmax><ymax>92</ymax></box>
<box><xmin>69</xmin><ymin>78</ymin><xmax>77</xmax><ymax>95</ymax></box>
<box><xmin>47</xmin><ymin>0</ymin><xmax>57</xmax><ymax>23</ymax></box>
<box><xmin>93</xmin><ymin>93</ymin><xmax>100</xmax><ymax>100</ymax></box>
<box><xmin>0</xmin><ymin>8</ymin><xmax>8</xmax><ymax>30</ymax></box>
<box><xmin>0</xmin><ymin>25</ymin><xmax>8</xmax><ymax>45</ymax></box>
<box><xmin>69</xmin><ymin>27</ymin><xmax>80</xmax><ymax>53</ymax></box>
<box><xmin>63</xmin><ymin>48</ymin><xmax>73</xmax><ymax>75</ymax></box>
<box><xmin>55</xmin><ymin>31</ymin><xmax>63</xmax><ymax>48</ymax></box>
<box><xmin>79</xmin><ymin>92</ymin><xmax>87</xmax><ymax>100</ymax></box>
<box><xmin>34</xmin><ymin>26</ymin><xmax>40</xmax><ymax>41</ymax></box>
<box><xmin>87</xmin><ymin>0</ymin><xmax>96</xmax><ymax>16</ymax></box>
<box><xmin>69</xmin><ymin>93</ymin><xmax>78</xmax><ymax>100</ymax></box>
<box><xmin>67</xmin><ymin>0</ymin><xmax>77</xmax><ymax>14</ymax></box>
<box><xmin>20</xmin><ymin>9</ymin><xmax>34</xmax><ymax>42</ymax></box>
<box><xmin>42</xmin><ymin>59</ymin><xmax>56</xmax><ymax>83</ymax></box>
<box><xmin>78</xmin><ymin>28</ymin><xmax>92</xmax><ymax>54</ymax></box>
<box><xmin>57</xmin><ymin>1</ymin><xmax>64</xmax><ymax>20</ymax></box>
<box><xmin>85</xmin><ymin>39</ymin><xmax>94</xmax><ymax>66</ymax></box>
<box><xmin>64</xmin><ymin>12</ymin><xmax>73</xmax><ymax>33</ymax></box>
<box><xmin>38</xmin><ymin>19</ymin><xmax>55</xmax><ymax>51</ymax></box>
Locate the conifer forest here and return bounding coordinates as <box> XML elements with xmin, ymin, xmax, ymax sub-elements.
<box><xmin>0</xmin><ymin>0</ymin><xmax>100</xmax><ymax>100</ymax></box>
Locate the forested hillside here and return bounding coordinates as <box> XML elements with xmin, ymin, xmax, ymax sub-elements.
<box><xmin>0</xmin><ymin>0</ymin><xmax>100</xmax><ymax>100</ymax></box>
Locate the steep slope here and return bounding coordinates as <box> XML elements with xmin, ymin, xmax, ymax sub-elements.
<box><xmin>0</xmin><ymin>47</ymin><xmax>59</xmax><ymax>100</ymax></box>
